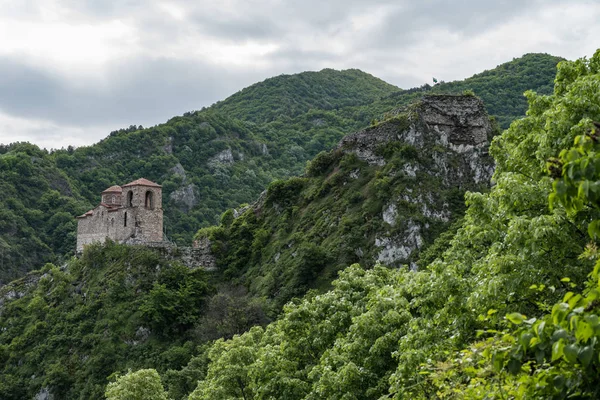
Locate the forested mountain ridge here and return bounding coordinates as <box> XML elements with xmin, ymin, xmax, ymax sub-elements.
<box><xmin>1</xmin><ymin>50</ymin><xmax>599</xmax><ymax>399</ymax></box>
<box><xmin>211</xmin><ymin>68</ymin><xmax>399</xmax><ymax>123</ymax></box>
<box><xmin>0</xmin><ymin>93</ymin><xmax>496</xmax><ymax>399</ymax></box>
<box><xmin>196</xmin><ymin>94</ymin><xmax>495</xmax><ymax>311</ymax></box>
<box><xmin>145</xmin><ymin>50</ymin><xmax>600</xmax><ymax>400</ymax></box>
<box><xmin>0</xmin><ymin>53</ymin><xmax>561</xmax><ymax>284</ymax></box>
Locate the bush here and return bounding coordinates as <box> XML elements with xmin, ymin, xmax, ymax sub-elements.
<box><xmin>105</xmin><ymin>369</ymin><xmax>169</xmax><ymax>400</ymax></box>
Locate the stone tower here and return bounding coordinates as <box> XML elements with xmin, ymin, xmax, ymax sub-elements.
<box><xmin>121</xmin><ymin>178</ymin><xmax>164</xmax><ymax>244</ymax></box>
<box><xmin>76</xmin><ymin>178</ymin><xmax>164</xmax><ymax>252</ymax></box>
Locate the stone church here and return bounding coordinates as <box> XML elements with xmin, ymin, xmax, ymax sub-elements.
<box><xmin>76</xmin><ymin>178</ymin><xmax>164</xmax><ymax>252</ymax></box>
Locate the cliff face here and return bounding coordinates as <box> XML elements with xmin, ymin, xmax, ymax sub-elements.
<box><xmin>333</xmin><ymin>94</ymin><xmax>495</xmax><ymax>268</ymax></box>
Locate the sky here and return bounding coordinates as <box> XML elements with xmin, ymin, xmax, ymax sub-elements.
<box><xmin>0</xmin><ymin>0</ymin><xmax>598</xmax><ymax>149</ymax></box>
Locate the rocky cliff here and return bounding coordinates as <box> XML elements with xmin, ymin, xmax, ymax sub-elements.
<box><xmin>198</xmin><ymin>94</ymin><xmax>497</xmax><ymax>309</ymax></box>
<box><xmin>336</xmin><ymin>94</ymin><xmax>494</xmax><ymax>267</ymax></box>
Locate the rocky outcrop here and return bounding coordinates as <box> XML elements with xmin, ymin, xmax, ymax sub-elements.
<box><xmin>208</xmin><ymin>148</ymin><xmax>234</xmax><ymax>168</ymax></box>
<box><xmin>169</xmin><ymin>183</ymin><xmax>198</xmax><ymax>212</ymax></box>
<box><xmin>338</xmin><ymin>94</ymin><xmax>494</xmax><ymax>183</ymax></box>
<box><xmin>338</xmin><ymin>94</ymin><xmax>495</xmax><ymax>267</ymax></box>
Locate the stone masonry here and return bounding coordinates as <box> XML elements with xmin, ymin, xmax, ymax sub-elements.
<box><xmin>76</xmin><ymin>178</ymin><xmax>164</xmax><ymax>252</ymax></box>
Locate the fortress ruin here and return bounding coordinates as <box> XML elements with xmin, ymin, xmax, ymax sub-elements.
<box><xmin>76</xmin><ymin>178</ymin><xmax>164</xmax><ymax>252</ymax></box>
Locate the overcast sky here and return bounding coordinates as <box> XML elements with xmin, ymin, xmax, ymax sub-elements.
<box><xmin>0</xmin><ymin>0</ymin><xmax>597</xmax><ymax>149</ymax></box>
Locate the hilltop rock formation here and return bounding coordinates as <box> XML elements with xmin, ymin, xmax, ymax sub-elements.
<box><xmin>337</xmin><ymin>94</ymin><xmax>494</xmax><ymax>267</ymax></box>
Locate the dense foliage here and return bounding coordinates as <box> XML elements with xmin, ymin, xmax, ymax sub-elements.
<box><xmin>195</xmin><ymin>99</ymin><xmax>493</xmax><ymax>313</ymax></box>
<box><xmin>131</xmin><ymin>51</ymin><xmax>595</xmax><ymax>399</ymax></box>
<box><xmin>0</xmin><ymin>142</ymin><xmax>89</xmax><ymax>284</ymax></box>
<box><xmin>352</xmin><ymin>53</ymin><xmax>563</xmax><ymax>130</ymax></box>
<box><xmin>0</xmin><ymin>51</ymin><xmax>578</xmax><ymax>398</ymax></box>
<box><xmin>0</xmin><ymin>54</ymin><xmax>559</xmax><ymax>284</ymax></box>
<box><xmin>0</xmin><ymin>243</ymin><xmax>213</xmax><ymax>399</ymax></box>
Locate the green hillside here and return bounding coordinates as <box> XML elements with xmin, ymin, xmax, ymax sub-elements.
<box><xmin>350</xmin><ymin>53</ymin><xmax>564</xmax><ymax>129</ymax></box>
<box><xmin>0</xmin><ymin>53</ymin><xmax>561</xmax><ymax>284</ymax></box>
<box><xmin>1</xmin><ymin>50</ymin><xmax>599</xmax><ymax>399</ymax></box>
<box><xmin>180</xmin><ymin>50</ymin><xmax>600</xmax><ymax>400</ymax></box>
<box><xmin>0</xmin><ymin>92</ymin><xmax>496</xmax><ymax>398</ymax></box>
<box><xmin>0</xmin><ymin>143</ymin><xmax>90</xmax><ymax>284</ymax></box>
<box><xmin>211</xmin><ymin>68</ymin><xmax>399</xmax><ymax>123</ymax></box>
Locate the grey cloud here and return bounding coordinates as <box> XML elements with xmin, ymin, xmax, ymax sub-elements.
<box><xmin>0</xmin><ymin>55</ymin><xmax>265</xmax><ymax>129</ymax></box>
<box><xmin>0</xmin><ymin>0</ymin><xmax>594</xmax><ymax>148</ymax></box>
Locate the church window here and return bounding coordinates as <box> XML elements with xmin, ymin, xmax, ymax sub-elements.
<box><xmin>145</xmin><ymin>191</ymin><xmax>154</xmax><ymax>209</ymax></box>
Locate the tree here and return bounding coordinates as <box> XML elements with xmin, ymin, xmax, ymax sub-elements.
<box><xmin>105</xmin><ymin>369</ymin><xmax>169</xmax><ymax>400</ymax></box>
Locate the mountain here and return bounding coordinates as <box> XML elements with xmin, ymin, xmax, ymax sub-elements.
<box><xmin>183</xmin><ymin>50</ymin><xmax>600</xmax><ymax>400</ymax></box>
<box><xmin>1</xmin><ymin>50</ymin><xmax>598</xmax><ymax>399</ymax></box>
<box><xmin>0</xmin><ymin>53</ymin><xmax>561</xmax><ymax>284</ymax></box>
<box><xmin>349</xmin><ymin>53</ymin><xmax>564</xmax><ymax>129</ymax></box>
<box><xmin>199</xmin><ymin>94</ymin><xmax>495</xmax><ymax>310</ymax></box>
<box><xmin>211</xmin><ymin>68</ymin><xmax>399</xmax><ymax>123</ymax></box>
<box><xmin>0</xmin><ymin>143</ymin><xmax>90</xmax><ymax>283</ymax></box>
<box><xmin>0</xmin><ymin>93</ymin><xmax>496</xmax><ymax>399</ymax></box>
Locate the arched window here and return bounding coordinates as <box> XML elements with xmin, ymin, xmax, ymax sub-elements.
<box><xmin>124</xmin><ymin>212</ymin><xmax>128</xmax><ymax>227</ymax></box>
<box><xmin>145</xmin><ymin>191</ymin><xmax>154</xmax><ymax>209</ymax></box>
<box><xmin>111</xmin><ymin>195</ymin><xmax>115</xmax><ymax>204</ymax></box>
<box><xmin>127</xmin><ymin>191</ymin><xmax>133</xmax><ymax>207</ymax></box>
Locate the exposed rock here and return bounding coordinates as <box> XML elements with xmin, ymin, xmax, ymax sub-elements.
<box><xmin>233</xmin><ymin>205</ymin><xmax>251</xmax><ymax>218</ymax></box>
<box><xmin>171</xmin><ymin>162</ymin><xmax>187</xmax><ymax>181</ymax></box>
<box><xmin>375</xmin><ymin>219</ymin><xmax>423</xmax><ymax>265</ymax></box>
<box><xmin>169</xmin><ymin>184</ymin><xmax>197</xmax><ymax>212</ymax></box>
<box><xmin>335</xmin><ymin>95</ymin><xmax>495</xmax><ymax>267</ymax></box>
<box><xmin>47</xmin><ymin>174</ymin><xmax>73</xmax><ymax>197</ymax></box>
<box><xmin>135</xmin><ymin>326</ymin><xmax>151</xmax><ymax>342</ymax></box>
<box><xmin>35</xmin><ymin>387</ymin><xmax>53</xmax><ymax>400</ymax></box>
<box><xmin>208</xmin><ymin>148</ymin><xmax>234</xmax><ymax>167</ymax></box>
<box><xmin>337</xmin><ymin>95</ymin><xmax>494</xmax><ymax>187</ymax></box>
<box><xmin>163</xmin><ymin>136</ymin><xmax>174</xmax><ymax>154</ymax></box>
<box><xmin>382</xmin><ymin>203</ymin><xmax>397</xmax><ymax>226</ymax></box>
<box><xmin>311</xmin><ymin>118</ymin><xmax>326</xmax><ymax>127</ymax></box>
<box><xmin>402</xmin><ymin>163</ymin><xmax>418</xmax><ymax>177</ymax></box>
<box><xmin>260</xmin><ymin>143</ymin><xmax>269</xmax><ymax>155</ymax></box>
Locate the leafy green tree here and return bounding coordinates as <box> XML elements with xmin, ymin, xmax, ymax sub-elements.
<box><xmin>105</xmin><ymin>369</ymin><xmax>169</xmax><ymax>400</ymax></box>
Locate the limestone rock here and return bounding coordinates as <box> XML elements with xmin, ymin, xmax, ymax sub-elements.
<box><xmin>170</xmin><ymin>162</ymin><xmax>187</xmax><ymax>181</ymax></box>
<box><xmin>208</xmin><ymin>148</ymin><xmax>234</xmax><ymax>167</ymax></box>
<box><xmin>169</xmin><ymin>184</ymin><xmax>197</xmax><ymax>212</ymax></box>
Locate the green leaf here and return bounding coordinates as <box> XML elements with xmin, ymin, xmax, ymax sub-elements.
<box><xmin>578</xmin><ymin>345</ymin><xmax>594</xmax><ymax>367</ymax></box>
<box><xmin>520</xmin><ymin>332</ymin><xmax>533</xmax><ymax>349</ymax></box>
<box><xmin>552</xmin><ymin>303</ymin><xmax>570</xmax><ymax>325</ymax></box>
<box><xmin>507</xmin><ymin>358</ymin><xmax>521</xmax><ymax>374</ymax></box>
<box><xmin>506</xmin><ymin>313</ymin><xmax>525</xmax><ymax>325</ymax></box>
<box><xmin>535</xmin><ymin>348</ymin><xmax>545</xmax><ymax>364</ymax></box>
<box><xmin>563</xmin><ymin>343</ymin><xmax>579</xmax><ymax>363</ymax></box>
<box><xmin>492</xmin><ymin>351</ymin><xmax>505</xmax><ymax>372</ymax></box>
<box><xmin>552</xmin><ymin>339</ymin><xmax>565</xmax><ymax>362</ymax></box>
<box><xmin>552</xmin><ymin>329</ymin><xmax>568</xmax><ymax>341</ymax></box>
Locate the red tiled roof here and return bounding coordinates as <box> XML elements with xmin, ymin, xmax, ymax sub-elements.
<box><xmin>76</xmin><ymin>210</ymin><xmax>94</xmax><ymax>218</ymax></box>
<box><xmin>102</xmin><ymin>185</ymin><xmax>123</xmax><ymax>193</ymax></box>
<box><xmin>122</xmin><ymin>178</ymin><xmax>161</xmax><ymax>188</ymax></box>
